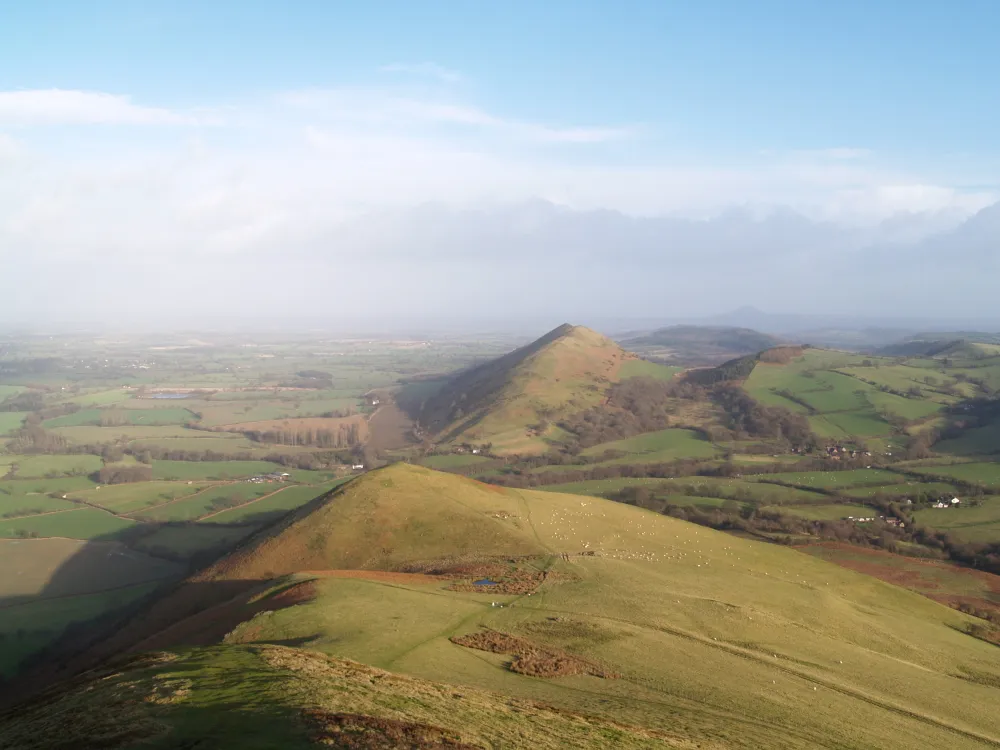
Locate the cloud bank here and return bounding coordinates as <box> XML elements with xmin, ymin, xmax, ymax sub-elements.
<box><xmin>0</xmin><ymin>75</ymin><xmax>996</xmax><ymax>325</ymax></box>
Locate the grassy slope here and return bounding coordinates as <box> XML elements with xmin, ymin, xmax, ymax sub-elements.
<box><xmin>421</xmin><ymin>325</ymin><xmax>628</xmax><ymax>455</ymax></box>
<box><xmin>66</xmin><ymin>464</ymin><xmax>1000</xmax><ymax>750</ymax></box>
<box><xmin>0</xmin><ymin>646</ymin><xmax>674</xmax><ymax>749</ymax></box>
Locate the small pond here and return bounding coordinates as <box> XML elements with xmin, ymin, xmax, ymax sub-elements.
<box><xmin>473</xmin><ymin>578</ymin><xmax>500</xmax><ymax>586</ymax></box>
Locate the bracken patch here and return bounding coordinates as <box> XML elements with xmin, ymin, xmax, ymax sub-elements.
<box><xmin>303</xmin><ymin>710</ymin><xmax>482</xmax><ymax>749</ymax></box>
<box><xmin>450</xmin><ymin>630</ymin><xmax>618</xmax><ymax>679</ymax></box>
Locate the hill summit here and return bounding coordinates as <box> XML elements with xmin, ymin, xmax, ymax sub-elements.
<box><xmin>420</xmin><ymin>324</ymin><xmax>627</xmax><ymax>453</ymax></box>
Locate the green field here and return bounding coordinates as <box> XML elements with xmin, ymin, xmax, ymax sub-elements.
<box><xmin>913</xmin><ymin>498</ymin><xmax>1000</xmax><ymax>542</ymax></box>
<box><xmin>750</xmin><ymin>468</ymin><xmax>904</xmax><ymax>490</ymax></box>
<box><xmin>75</xmin><ymin>481</ymin><xmax>215</xmax><ymax>513</ymax></box>
<box><xmin>617</xmin><ymin>358</ymin><xmax>682</xmax><ymax>380</ymax></box>
<box><xmin>0</xmin><ymin>412</ymin><xmax>26</xmax><ymax>435</ymax></box>
<box><xmin>0</xmin><ymin>495</ymin><xmax>79</xmax><ymax>518</ymax></box>
<box><xmin>132</xmin><ymin>524</ymin><xmax>258</xmax><ymax>560</ymax></box>
<box><xmin>200</xmin><ymin>480</ymin><xmax>348</xmax><ymax>524</ymax></box>
<box><xmin>843</xmin><ymin>481</ymin><xmax>960</xmax><ymax>499</ymax></box>
<box><xmin>0</xmin><ymin>507</ymin><xmax>134</xmax><ymax>539</ymax></box>
<box><xmin>0</xmin><ymin>454</ymin><xmax>103</xmax><ymax>478</ymax></box>
<box><xmin>0</xmin><ymin>581</ymin><xmax>161</xmax><ymax>676</ymax></box>
<box><xmin>584</xmin><ymin>428</ymin><xmax>719</xmax><ymax>462</ymax></box>
<box><xmin>151</xmin><ymin>460</ymin><xmax>285</xmax><ymax>480</ymax></box>
<box><xmin>135</xmin><ymin>482</ymin><xmax>279</xmax><ymax>522</ymax></box>
<box><xmin>43</xmin><ymin>407</ymin><xmax>195</xmax><ymax>428</ymax></box>
<box><xmin>0</xmin><ymin>476</ymin><xmax>97</xmax><ymax>497</ymax></box>
<box><xmin>824</xmin><ymin>409</ymin><xmax>894</xmax><ymax>437</ymax></box>
<box><xmin>909</xmin><ymin>462</ymin><xmax>1000</xmax><ymax>487</ymax></box>
<box><xmin>420</xmin><ymin>454</ymin><xmax>491</xmax><ymax>470</ymax></box>
<box><xmin>50</xmin><ymin>424</ymin><xmax>216</xmax><ymax>443</ymax></box>
<box><xmin>936</xmin><ymin>421</ymin><xmax>1000</xmax><ymax>456</ymax></box>
<box><xmin>766</xmin><ymin>503</ymin><xmax>876</xmax><ymax>521</ymax></box>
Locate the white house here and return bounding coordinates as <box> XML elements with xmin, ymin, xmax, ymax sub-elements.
<box><xmin>352</xmin><ymin>464</ymin><xmax>365</xmax><ymax>470</ymax></box>
<box><xmin>951</xmin><ymin>497</ymin><xmax>961</xmax><ymax>504</ymax></box>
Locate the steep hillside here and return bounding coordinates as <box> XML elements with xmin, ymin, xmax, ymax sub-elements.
<box><xmin>622</xmin><ymin>325</ymin><xmax>784</xmax><ymax>365</ymax></box>
<box><xmin>11</xmin><ymin>464</ymin><xmax>1000</xmax><ymax>749</ymax></box>
<box><xmin>420</xmin><ymin>324</ymin><xmax>628</xmax><ymax>454</ymax></box>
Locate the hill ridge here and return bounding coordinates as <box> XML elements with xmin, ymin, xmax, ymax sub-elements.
<box><xmin>419</xmin><ymin>324</ymin><xmax>627</xmax><ymax>453</ymax></box>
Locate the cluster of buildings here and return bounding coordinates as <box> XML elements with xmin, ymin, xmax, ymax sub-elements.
<box><xmin>248</xmin><ymin>472</ymin><xmax>290</xmax><ymax>484</ymax></box>
<box><xmin>844</xmin><ymin>514</ymin><xmax>905</xmax><ymax>527</ymax></box>
<box><xmin>931</xmin><ymin>497</ymin><xmax>961</xmax><ymax>509</ymax></box>
<box><xmin>825</xmin><ymin>445</ymin><xmax>873</xmax><ymax>460</ymax></box>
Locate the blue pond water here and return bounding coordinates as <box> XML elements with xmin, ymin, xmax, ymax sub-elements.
<box><xmin>473</xmin><ymin>578</ymin><xmax>500</xmax><ymax>586</ymax></box>
<box><xmin>150</xmin><ymin>393</ymin><xmax>190</xmax><ymax>399</ymax></box>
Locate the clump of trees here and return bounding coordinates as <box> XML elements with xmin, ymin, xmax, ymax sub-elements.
<box><xmin>242</xmin><ymin>422</ymin><xmax>362</xmax><ymax>448</ymax></box>
<box><xmin>6</xmin><ymin>423</ymin><xmax>69</xmax><ymax>453</ymax></box>
<box><xmin>559</xmin><ymin>377</ymin><xmax>677</xmax><ymax>449</ymax></box>
<box><xmin>685</xmin><ymin>354</ymin><xmax>759</xmax><ymax>386</ymax></box>
<box><xmin>710</xmin><ymin>384</ymin><xmax>817</xmax><ymax>450</ymax></box>
<box><xmin>97</xmin><ymin>464</ymin><xmax>152</xmax><ymax>484</ymax></box>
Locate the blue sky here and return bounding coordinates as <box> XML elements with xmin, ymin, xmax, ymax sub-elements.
<box><xmin>0</xmin><ymin>1</ymin><xmax>998</xmax><ymax>323</ymax></box>
<box><xmin>4</xmin><ymin>1</ymin><xmax>999</xmax><ymax>156</ymax></box>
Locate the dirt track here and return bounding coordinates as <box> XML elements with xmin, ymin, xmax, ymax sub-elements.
<box><xmin>302</xmin><ymin>570</ymin><xmax>444</xmax><ymax>585</ymax></box>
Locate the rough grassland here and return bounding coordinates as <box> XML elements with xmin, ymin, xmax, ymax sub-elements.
<box><xmin>0</xmin><ymin>646</ymin><xmax>675</xmax><ymax>749</ymax></box>
<box><xmin>141</xmin><ymin>464</ymin><xmax>1000</xmax><ymax>750</ymax></box>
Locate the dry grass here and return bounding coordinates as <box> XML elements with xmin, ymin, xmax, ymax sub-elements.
<box><xmin>303</xmin><ymin>710</ymin><xmax>480</xmax><ymax>749</ymax></box>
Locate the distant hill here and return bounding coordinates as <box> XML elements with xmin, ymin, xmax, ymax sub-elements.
<box><xmin>7</xmin><ymin>464</ymin><xmax>1000</xmax><ymax>749</ymax></box>
<box><xmin>877</xmin><ymin>333</ymin><xmax>1000</xmax><ymax>358</ymax></box>
<box><xmin>419</xmin><ymin>323</ymin><xmax>628</xmax><ymax>454</ymax></box>
<box><xmin>621</xmin><ymin>325</ymin><xmax>784</xmax><ymax>365</ymax></box>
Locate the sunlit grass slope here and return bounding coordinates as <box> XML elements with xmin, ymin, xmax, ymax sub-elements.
<box><xmin>198</xmin><ymin>464</ymin><xmax>1000</xmax><ymax>749</ymax></box>
<box><xmin>420</xmin><ymin>324</ymin><xmax>628</xmax><ymax>454</ymax></box>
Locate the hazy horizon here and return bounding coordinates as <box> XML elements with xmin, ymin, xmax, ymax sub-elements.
<box><xmin>2</xmin><ymin>2</ymin><xmax>999</xmax><ymax>324</ymax></box>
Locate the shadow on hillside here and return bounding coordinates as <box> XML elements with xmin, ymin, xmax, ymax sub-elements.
<box><xmin>0</xmin><ymin>480</ymin><xmax>348</xmax><ymax>711</ymax></box>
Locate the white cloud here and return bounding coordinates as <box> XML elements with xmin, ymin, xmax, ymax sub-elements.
<box><xmin>0</xmin><ymin>89</ymin><xmax>199</xmax><ymax>126</ymax></box>
<box><xmin>280</xmin><ymin>88</ymin><xmax>633</xmax><ymax>144</ymax></box>
<box><xmin>380</xmin><ymin>62</ymin><xmax>464</xmax><ymax>83</ymax></box>
<box><xmin>0</xmin><ymin>132</ymin><xmax>19</xmax><ymax>160</ymax></box>
<box><xmin>0</xmin><ymin>84</ymin><xmax>995</xmax><ymax>281</ymax></box>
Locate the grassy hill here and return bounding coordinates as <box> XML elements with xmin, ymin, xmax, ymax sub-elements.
<box><xmin>11</xmin><ymin>464</ymin><xmax>1000</xmax><ymax>749</ymax></box>
<box><xmin>419</xmin><ymin>324</ymin><xmax>630</xmax><ymax>454</ymax></box>
<box><xmin>622</xmin><ymin>325</ymin><xmax>785</xmax><ymax>365</ymax></box>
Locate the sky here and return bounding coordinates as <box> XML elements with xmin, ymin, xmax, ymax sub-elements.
<box><xmin>1</xmin><ymin>1</ymin><xmax>999</xmax><ymax>328</ymax></box>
